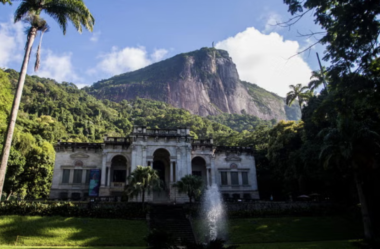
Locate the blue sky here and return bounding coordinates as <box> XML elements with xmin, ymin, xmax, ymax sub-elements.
<box><xmin>0</xmin><ymin>0</ymin><xmax>325</xmax><ymax>96</ymax></box>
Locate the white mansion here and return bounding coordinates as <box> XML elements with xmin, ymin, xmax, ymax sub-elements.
<box><xmin>50</xmin><ymin>126</ymin><xmax>259</xmax><ymax>203</ymax></box>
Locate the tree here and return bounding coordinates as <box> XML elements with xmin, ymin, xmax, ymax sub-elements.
<box><xmin>125</xmin><ymin>166</ymin><xmax>161</xmax><ymax>209</ymax></box>
<box><xmin>284</xmin><ymin>0</ymin><xmax>380</xmax><ymax>242</ymax></box>
<box><xmin>1</xmin><ymin>0</ymin><xmax>11</xmax><ymax>5</ymax></box>
<box><xmin>0</xmin><ymin>0</ymin><xmax>95</xmax><ymax>198</ymax></box>
<box><xmin>285</xmin><ymin>84</ymin><xmax>309</xmax><ymax>109</ymax></box>
<box><xmin>173</xmin><ymin>175</ymin><xmax>203</xmax><ymax>203</ymax></box>
<box><xmin>308</xmin><ymin>68</ymin><xmax>329</xmax><ymax>92</ymax></box>
<box><xmin>319</xmin><ymin>115</ymin><xmax>379</xmax><ymax>240</ymax></box>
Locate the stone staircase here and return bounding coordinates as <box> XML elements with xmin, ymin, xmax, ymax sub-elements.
<box><xmin>150</xmin><ymin>204</ymin><xmax>196</xmax><ymax>244</ymax></box>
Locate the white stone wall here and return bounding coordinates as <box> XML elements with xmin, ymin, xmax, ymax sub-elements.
<box><xmin>50</xmin><ymin>132</ymin><xmax>259</xmax><ymax>201</ymax></box>
<box><xmin>213</xmin><ymin>152</ymin><xmax>259</xmax><ymax>199</ymax></box>
<box><xmin>50</xmin><ymin>148</ymin><xmax>102</xmax><ymax>199</ymax></box>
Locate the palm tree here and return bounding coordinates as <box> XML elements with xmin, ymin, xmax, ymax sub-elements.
<box><xmin>125</xmin><ymin>166</ymin><xmax>161</xmax><ymax>209</ymax></box>
<box><xmin>173</xmin><ymin>174</ymin><xmax>203</xmax><ymax>204</ymax></box>
<box><xmin>1</xmin><ymin>0</ymin><xmax>11</xmax><ymax>5</ymax></box>
<box><xmin>0</xmin><ymin>0</ymin><xmax>94</xmax><ymax>198</ymax></box>
<box><xmin>308</xmin><ymin>68</ymin><xmax>329</xmax><ymax>92</ymax></box>
<box><xmin>319</xmin><ymin>116</ymin><xmax>379</xmax><ymax>240</ymax></box>
<box><xmin>285</xmin><ymin>84</ymin><xmax>309</xmax><ymax>109</ymax></box>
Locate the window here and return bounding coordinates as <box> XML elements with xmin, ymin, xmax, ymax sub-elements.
<box><xmin>113</xmin><ymin>170</ymin><xmax>126</xmax><ymax>182</ymax></box>
<box><xmin>62</xmin><ymin>169</ymin><xmax>70</xmax><ymax>184</ymax></box>
<box><xmin>85</xmin><ymin>170</ymin><xmax>91</xmax><ymax>184</ymax></box>
<box><xmin>59</xmin><ymin>192</ymin><xmax>68</xmax><ymax>199</ymax></box>
<box><xmin>73</xmin><ymin>169</ymin><xmax>83</xmax><ymax>184</ymax></box>
<box><xmin>71</xmin><ymin>192</ymin><xmax>81</xmax><ymax>200</ymax></box>
<box><xmin>242</xmin><ymin>172</ymin><xmax>249</xmax><ymax>185</ymax></box>
<box><xmin>231</xmin><ymin>172</ymin><xmax>239</xmax><ymax>185</ymax></box>
<box><xmin>221</xmin><ymin>172</ymin><xmax>228</xmax><ymax>185</ymax></box>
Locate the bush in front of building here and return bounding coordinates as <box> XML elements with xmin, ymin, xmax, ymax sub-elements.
<box><xmin>0</xmin><ymin>201</ymin><xmax>146</xmax><ymax>219</ymax></box>
<box><xmin>184</xmin><ymin>202</ymin><xmax>344</xmax><ymax>218</ymax></box>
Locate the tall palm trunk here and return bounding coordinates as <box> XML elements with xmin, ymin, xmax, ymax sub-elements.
<box><xmin>0</xmin><ymin>27</ymin><xmax>37</xmax><ymax>199</ymax></box>
<box><xmin>355</xmin><ymin>170</ymin><xmax>374</xmax><ymax>240</ymax></box>
<box><xmin>142</xmin><ymin>188</ymin><xmax>145</xmax><ymax>209</ymax></box>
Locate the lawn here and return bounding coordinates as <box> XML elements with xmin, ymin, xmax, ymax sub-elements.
<box><xmin>228</xmin><ymin>216</ymin><xmax>363</xmax><ymax>244</ymax></box>
<box><xmin>0</xmin><ymin>215</ymin><xmax>148</xmax><ymax>247</ymax></box>
<box><xmin>237</xmin><ymin>240</ymin><xmax>362</xmax><ymax>249</ymax></box>
<box><xmin>1</xmin><ymin>247</ymin><xmax>145</xmax><ymax>249</ymax></box>
<box><xmin>194</xmin><ymin>216</ymin><xmax>363</xmax><ymax>248</ymax></box>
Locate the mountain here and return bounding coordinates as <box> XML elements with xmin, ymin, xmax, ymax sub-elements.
<box><xmin>86</xmin><ymin>48</ymin><xmax>300</xmax><ymax>121</ymax></box>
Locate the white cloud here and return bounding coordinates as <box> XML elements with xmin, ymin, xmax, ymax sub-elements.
<box><xmin>35</xmin><ymin>50</ymin><xmax>81</xmax><ymax>83</ymax></box>
<box><xmin>262</xmin><ymin>13</ymin><xmax>282</xmax><ymax>34</ymax></box>
<box><xmin>151</xmin><ymin>48</ymin><xmax>168</xmax><ymax>62</ymax></box>
<box><xmin>0</xmin><ymin>19</ymin><xmax>25</xmax><ymax>68</ymax></box>
<box><xmin>90</xmin><ymin>31</ymin><xmax>101</xmax><ymax>42</ymax></box>
<box><xmin>93</xmin><ymin>46</ymin><xmax>168</xmax><ymax>75</ymax></box>
<box><xmin>216</xmin><ymin>27</ymin><xmax>312</xmax><ymax>97</ymax></box>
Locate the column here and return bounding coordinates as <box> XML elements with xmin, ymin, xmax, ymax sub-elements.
<box><xmin>186</xmin><ymin>145</ymin><xmax>192</xmax><ymax>175</ymax></box>
<box><xmin>206</xmin><ymin>168</ymin><xmax>210</xmax><ymax>186</ymax></box>
<box><xmin>101</xmin><ymin>152</ymin><xmax>107</xmax><ymax>186</ymax></box>
<box><xmin>210</xmin><ymin>156</ymin><xmax>216</xmax><ymax>185</ymax></box>
<box><xmin>227</xmin><ymin>172</ymin><xmax>231</xmax><ymax>186</ymax></box>
<box><xmin>131</xmin><ymin>146</ymin><xmax>136</xmax><ymax>171</ymax></box>
<box><xmin>170</xmin><ymin>161</ymin><xmax>173</xmax><ymax>183</ymax></box>
<box><xmin>107</xmin><ymin>167</ymin><xmax>111</xmax><ymax>187</ymax></box>
<box><xmin>174</xmin><ymin>162</ymin><xmax>177</xmax><ymax>181</ymax></box>
<box><xmin>142</xmin><ymin>146</ymin><xmax>146</xmax><ymax>166</ymax></box>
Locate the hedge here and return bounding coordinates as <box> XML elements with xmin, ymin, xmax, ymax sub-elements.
<box><xmin>0</xmin><ymin>201</ymin><xmax>146</xmax><ymax>219</ymax></box>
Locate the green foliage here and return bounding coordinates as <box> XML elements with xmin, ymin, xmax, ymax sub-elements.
<box><xmin>173</xmin><ymin>175</ymin><xmax>203</xmax><ymax>203</ymax></box>
<box><xmin>284</xmin><ymin>0</ymin><xmax>380</xmax><ymax>240</ymax></box>
<box><xmin>206</xmin><ymin>113</ymin><xmax>274</xmax><ymax>132</ymax></box>
<box><xmin>14</xmin><ymin>0</ymin><xmax>94</xmax><ymax>35</ymax></box>
<box><xmin>0</xmin><ymin>201</ymin><xmax>146</xmax><ymax>219</ymax></box>
<box><xmin>0</xmin><ymin>70</ymin><xmax>12</xmax><ymax>127</ymax></box>
<box><xmin>285</xmin><ymin>84</ymin><xmax>309</xmax><ymax>109</ymax></box>
<box><xmin>125</xmin><ymin>166</ymin><xmax>161</xmax><ymax>207</ymax></box>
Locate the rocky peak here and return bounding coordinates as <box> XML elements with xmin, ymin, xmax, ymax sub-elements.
<box><xmin>87</xmin><ymin>48</ymin><xmax>300</xmax><ymax>121</ymax></box>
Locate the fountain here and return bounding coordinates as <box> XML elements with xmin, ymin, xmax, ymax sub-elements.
<box><xmin>201</xmin><ymin>184</ymin><xmax>226</xmax><ymax>241</ymax></box>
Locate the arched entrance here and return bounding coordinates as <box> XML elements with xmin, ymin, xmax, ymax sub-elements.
<box><xmin>111</xmin><ymin>155</ymin><xmax>127</xmax><ymax>190</ymax></box>
<box><xmin>192</xmin><ymin>157</ymin><xmax>207</xmax><ymax>185</ymax></box>
<box><xmin>153</xmin><ymin>149</ymin><xmax>170</xmax><ymax>202</ymax></box>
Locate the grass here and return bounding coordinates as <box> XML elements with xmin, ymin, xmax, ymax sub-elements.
<box><xmin>0</xmin><ymin>215</ymin><xmax>148</xmax><ymax>247</ymax></box>
<box><xmin>237</xmin><ymin>240</ymin><xmax>362</xmax><ymax>249</ymax></box>
<box><xmin>228</xmin><ymin>216</ymin><xmax>363</xmax><ymax>244</ymax></box>
<box><xmin>0</xmin><ymin>215</ymin><xmax>364</xmax><ymax>249</ymax></box>
<box><xmin>194</xmin><ymin>216</ymin><xmax>363</xmax><ymax>248</ymax></box>
<box><xmin>1</xmin><ymin>247</ymin><xmax>145</xmax><ymax>249</ymax></box>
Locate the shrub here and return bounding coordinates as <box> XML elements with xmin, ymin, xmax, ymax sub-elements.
<box><xmin>0</xmin><ymin>201</ymin><xmax>146</xmax><ymax>219</ymax></box>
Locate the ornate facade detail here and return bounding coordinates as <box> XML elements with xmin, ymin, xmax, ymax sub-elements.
<box><xmin>70</xmin><ymin>152</ymin><xmax>89</xmax><ymax>159</ymax></box>
<box><xmin>225</xmin><ymin>155</ymin><xmax>242</xmax><ymax>162</ymax></box>
<box><xmin>50</xmin><ymin>126</ymin><xmax>259</xmax><ymax>202</ymax></box>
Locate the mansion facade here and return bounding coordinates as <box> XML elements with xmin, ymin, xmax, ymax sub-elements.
<box><xmin>50</xmin><ymin>126</ymin><xmax>259</xmax><ymax>203</ymax></box>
